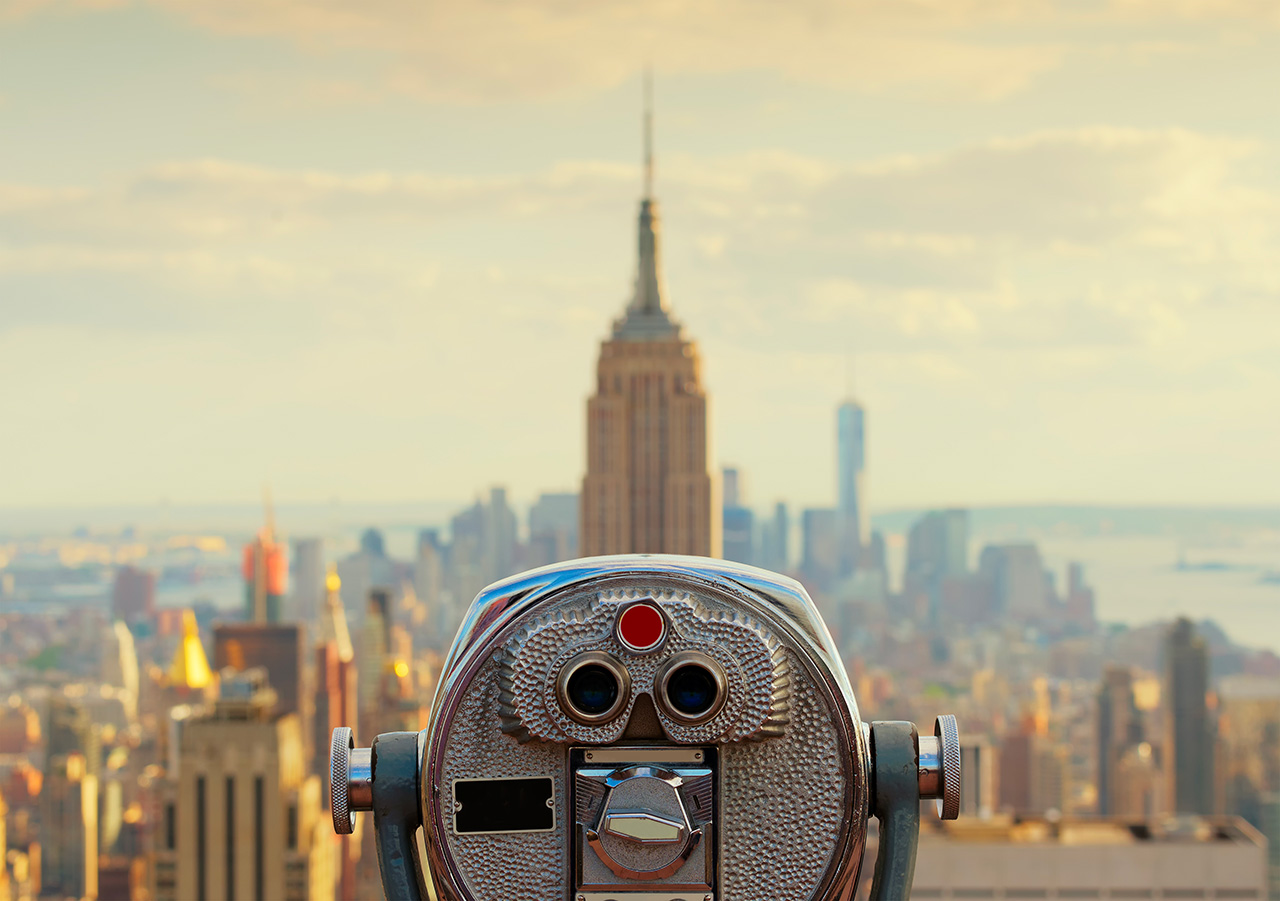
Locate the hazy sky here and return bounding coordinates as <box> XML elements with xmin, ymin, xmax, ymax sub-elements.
<box><xmin>2</xmin><ymin>1</ymin><xmax>1278</xmax><ymax>511</ymax></box>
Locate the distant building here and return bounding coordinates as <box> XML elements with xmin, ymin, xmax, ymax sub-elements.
<box><xmin>959</xmin><ymin>736</ymin><xmax>995</xmax><ymax>818</ymax></box>
<box><xmin>580</xmin><ymin>92</ymin><xmax>717</xmax><ymax>559</ymax></box>
<box><xmin>111</xmin><ymin>565</ymin><xmax>155</xmax><ymax>623</ymax></box>
<box><xmin>243</xmin><ymin>516</ymin><xmax>287</xmax><ymax>624</ymax></box>
<box><xmin>1167</xmin><ymin>618</ymin><xmax>1214</xmax><ymax>814</ymax></box>
<box><xmin>906</xmin><ymin>510</ymin><xmax>969</xmax><ymax>584</ymax></box>
<box><xmin>153</xmin><ymin>668</ymin><xmax>332</xmax><ymax>901</ymax></box>
<box><xmin>1098</xmin><ymin>666</ymin><xmax>1148</xmax><ymax>816</ymax></box>
<box><xmin>721</xmin><ymin>468</ymin><xmax>755</xmax><ymax>566</ymax></box>
<box><xmin>912</xmin><ymin>816</ymin><xmax>1266</xmax><ymax>900</ymax></box>
<box><xmin>528</xmin><ymin>493</ymin><xmax>579</xmax><ymax>568</ymax></box>
<box><xmin>801</xmin><ymin>509</ymin><xmax>841</xmax><ymax>588</ymax></box>
<box><xmin>836</xmin><ymin>398</ymin><xmax>867</xmax><ymax>574</ymax></box>
<box><xmin>314</xmin><ymin>568</ymin><xmax>357</xmax><ymax>901</ymax></box>
<box><xmin>905</xmin><ymin>509</ymin><xmax>969</xmax><ymax>624</ymax></box>
<box><xmin>41</xmin><ymin>752</ymin><xmax>97</xmax><ymax>900</ymax></box>
<box><xmin>759</xmin><ymin>502</ymin><xmax>789</xmax><ymax>574</ymax></box>
<box><xmin>100</xmin><ymin>621</ymin><xmax>140</xmax><ymax>721</ymax></box>
<box><xmin>1218</xmin><ymin>675</ymin><xmax>1280</xmax><ymax>826</ymax></box>
<box><xmin>213</xmin><ymin>623</ymin><xmax>308</xmax><ymax>742</ymax></box>
<box><xmin>978</xmin><ymin>543</ymin><xmax>1048</xmax><ymax>619</ymax></box>
<box><xmin>289</xmin><ymin>538</ymin><xmax>325</xmax><ymax>624</ymax></box>
<box><xmin>449</xmin><ymin>488</ymin><xmax>519</xmax><ymax>602</ymax></box>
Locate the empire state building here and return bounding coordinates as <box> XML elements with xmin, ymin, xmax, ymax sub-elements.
<box><xmin>580</xmin><ymin>93</ymin><xmax>718</xmax><ymax>558</ymax></box>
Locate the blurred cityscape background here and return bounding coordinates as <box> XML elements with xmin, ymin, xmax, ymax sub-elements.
<box><xmin>3</xmin><ymin>1</ymin><xmax>1279</xmax><ymax>899</ymax></box>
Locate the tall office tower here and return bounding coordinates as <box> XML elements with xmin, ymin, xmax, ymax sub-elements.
<box><xmin>800</xmin><ymin>508</ymin><xmax>841</xmax><ymax>588</ymax></box>
<box><xmin>581</xmin><ymin>81</ymin><xmax>717</xmax><ymax>559</ymax></box>
<box><xmin>1064</xmin><ymin>561</ymin><xmax>1097</xmax><ymax>628</ymax></box>
<box><xmin>905</xmin><ymin>509</ymin><xmax>969</xmax><ymax>624</ymax></box>
<box><xmin>1218</xmin><ymin>675</ymin><xmax>1280</xmax><ymax>825</ymax></box>
<box><xmin>905</xmin><ymin>509</ymin><xmax>969</xmax><ymax>584</ymax></box>
<box><xmin>314</xmin><ymin>568</ymin><xmax>357</xmax><ymax>901</ymax></box>
<box><xmin>488</xmin><ymin>488</ymin><xmax>518</xmax><ymax>579</ymax></box>
<box><xmin>290</xmin><ymin>537</ymin><xmax>325</xmax><ymax>624</ymax></box>
<box><xmin>1167</xmin><ymin>617</ymin><xmax>1214</xmax><ymax>814</ymax></box>
<box><xmin>111</xmin><ymin>565</ymin><xmax>155</xmax><ymax>623</ymax></box>
<box><xmin>760</xmin><ymin>502</ymin><xmax>790</xmax><ymax>573</ymax></box>
<box><xmin>1097</xmin><ymin>666</ymin><xmax>1143</xmax><ymax>815</ymax></box>
<box><xmin>243</xmin><ymin>506</ymin><xmax>287</xmax><ymax>624</ymax></box>
<box><xmin>836</xmin><ymin>398</ymin><xmax>867</xmax><ymax>575</ymax></box>
<box><xmin>153</xmin><ymin>669</ymin><xmax>332</xmax><ymax>901</ymax></box>
<box><xmin>47</xmin><ymin>693</ymin><xmax>102</xmax><ymax>778</ymax></box>
<box><xmin>100</xmin><ymin>620</ymin><xmax>140</xmax><ymax>721</ymax></box>
<box><xmin>214</xmin><ymin>623</ymin><xmax>307</xmax><ymax>722</ymax></box>
<box><xmin>359</xmin><ymin>589</ymin><xmax>392</xmax><ymax>711</ymax></box>
<box><xmin>978</xmin><ymin>543</ymin><xmax>1049</xmax><ymax>619</ymax></box>
<box><xmin>528</xmin><ymin>493</ymin><xmax>580</xmax><ymax>569</ymax></box>
<box><xmin>41</xmin><ymin>751</ymin><xmax>98</xmax><ymax>899</ymax></box>
<box><xmin>721</xmin><ymin>467</ymin><xmax>755</xmax><ymax>565</ymax></box>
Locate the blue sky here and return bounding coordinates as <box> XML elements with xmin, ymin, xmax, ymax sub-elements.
<box><xmin>2</xmin><ymin>0</ymin><xmax>1278</xmax><ymax>510</ymax></box>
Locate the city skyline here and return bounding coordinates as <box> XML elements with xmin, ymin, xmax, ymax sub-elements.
<box><xmin>3</xmin><ymin>5</ymin><xmax>1279</xmax><ymax>511</ymax></box>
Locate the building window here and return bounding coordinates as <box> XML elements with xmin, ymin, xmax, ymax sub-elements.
<box><xmin>225</xmin><ymin>777</ymin><xmax>236</xmax><ymax>901</ymax></box>
<box><xmin>254</xmin><ymin>776</ymin><xmax>265</xmax><ymax>900</ymax></box>
<box><xmin>287</xmin><ymin>803</ymin><xmax>298</xmax><ymax>850</ymax></box>
<box><xmin>165</xmin><ymin>802</ymin><xmax>175</xmax><ymax>850</ymax></box>
<box><xmin>196</xmin><ymin>776</ymin><xmax>206</xmax><ymax>901</ymax></box>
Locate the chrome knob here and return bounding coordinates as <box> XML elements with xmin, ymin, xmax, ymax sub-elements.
<box><xmin>917</xmin><ymin>714</ymin><xmax>961</xmax><ymax>820</ymax></box>
<box><xmin>330</xmin><ymin>726</ymin><xmax>373</xmax><ymax>835</ymax></box>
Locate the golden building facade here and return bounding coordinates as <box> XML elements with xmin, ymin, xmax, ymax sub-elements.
<box><xmin>581</xmin><ymin>155</ymin><xmax>718</xmax><ymax>558</ymax></box>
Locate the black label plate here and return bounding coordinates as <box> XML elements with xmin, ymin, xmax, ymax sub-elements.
<box><xmin>453</xmin><ymin>776</ymin><xmax>556</xmax><ymax>835</ymax></box>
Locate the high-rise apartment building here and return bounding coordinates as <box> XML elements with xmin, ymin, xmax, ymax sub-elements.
<box><xmin>153</xmin><ymin>669</ymin><xmax>332</xmax><ymax>901</ymax></box>
<box><xmin>580</xmin><ymin>85</ymin><xmax>717</xmax><ymax>559</ymax></box>
<box><xmin>836</xmin><ymin>398</ymin><xmax>867</xmax><ymax>572</ymax></box>
<box><xmin>1167</xmin><ymin>617</ymin><xmax>1214</xmax><ymax>814</ymax></box>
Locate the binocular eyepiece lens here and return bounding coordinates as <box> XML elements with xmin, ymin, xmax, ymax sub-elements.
<box><xmin>666</xmin><ymin>663</ymin><xmax>718</xmax><ymax>716</ymax></box>
<box><xmin>557</xmin><ymin>652</ymin><xmax>631</xmax><ymax>725</ymax></box>
<box><xmin>567</xmin><ymin>664</ymin><xmax>619</xmax><ymax>715</ymax></box>
<box><xmin>657</xmin><ymin>653</ymin><xmax>727</xmax><ymax>725</ymax></box>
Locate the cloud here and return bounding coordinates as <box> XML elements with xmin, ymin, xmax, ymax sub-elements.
<box><xmin>0</xmin><ymin>126</ymin><xmax>1274</xmax><ymax>360</ymax></box>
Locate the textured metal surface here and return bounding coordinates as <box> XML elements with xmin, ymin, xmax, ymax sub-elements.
<box><xmin>330</xmin><ymin>726</ymin><xmax>354</xmax><ymax>835</ymax></box>
<box><xmin>440</xmin><ymin>659</ymin><xmax>568</xmax><ymax>901</ymax></box>
<box><xmin>934</xmin><ymin>714</ymin><xmax>962</xmax><ymax>820</ymax></box>
<box><xmin>868</xmin><ymin>721</ymin><xmax>921</xmax><ymax>901</ymax></box>
<box><xmin>421</xmin><ymin>556</ymin><xmax>872</xmax><ymax>901</ymax></box>
<box><xmin>721</xmin><ymin>649</ymin><xmax>848</xmax><ymax>901</ymax></box>
<box><xmin>497</xmin><ymin>588</ymin><xmax>790</xmax><ymax>745</ymax></box>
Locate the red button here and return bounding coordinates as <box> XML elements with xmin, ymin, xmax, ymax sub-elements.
<box><xmin>618</xmin><ymin>603</ymin><xmax>665</xmax><ymax>651</ymax></box>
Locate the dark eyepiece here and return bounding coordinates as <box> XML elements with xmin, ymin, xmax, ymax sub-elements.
<box><xmin>556</xmin><ymin>652</ymin><xmax>630</xmax><ymax>725</ymax></box>
<box><xmin>666</xmin><ymin>664</ymin><xmax>718</xmax><ymax>716</ymax></box>
<box><xmin>657</xmin><ymin>653</ymin><xmax>727</xmax><ymax>725</ymax></box>
<box><xmin>568</xmin><ymin>664</ymin><xmax>618</xmax><ymax>715</ymax></box>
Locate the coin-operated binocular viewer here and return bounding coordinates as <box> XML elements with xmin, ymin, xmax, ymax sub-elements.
<box><xmin>332</xmin><ymin>556</ymin><xmax>959</xmax><ymax>900</ymax></box>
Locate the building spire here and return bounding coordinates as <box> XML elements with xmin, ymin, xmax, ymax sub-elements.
<box><xmin>643</xmin><ymin>66</ymin><xmax>654</xmax><ymax>200</ymax></box>
<box><xmin>611</xmin><ymin>68</ymin><xmax>681</xmax><ymax>341</ymax></box>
